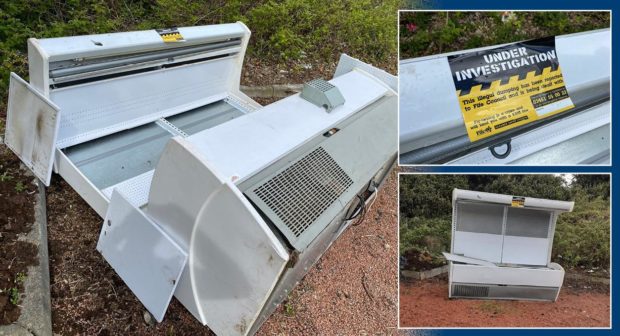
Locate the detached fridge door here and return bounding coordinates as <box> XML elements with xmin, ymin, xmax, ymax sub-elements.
<box><xmin>5</xmin><ymin>73</ymin><xmax>60</xmax><ymax>186</ymax></box>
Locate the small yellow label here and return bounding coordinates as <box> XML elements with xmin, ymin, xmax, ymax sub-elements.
<box><xmin>156</xmin><ymin>28</ymin><xmax>185</xmax><ymax>43</ymax></box>
<box><xmin>160</xmin><ymin>32</ymin><xmax>184</xmax><ymax>42</ymax></box>
<box><xmin>458</xmin><ymin>67</ymin><xmax>574</xmax><ymax>142</ymax></box>
<box><xmin>511</xmin><ymin>196</ymin><xmax>525</xmax><ymax>207</ymax></box>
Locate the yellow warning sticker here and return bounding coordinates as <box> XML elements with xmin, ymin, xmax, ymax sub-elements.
<box><xmin>449</xmin><ymin>36</ymin><xmax>575</xmax><ymax>142</ymax></box>
<box><xmin>156</xmin><ymin>28</ymin><xmax>185</xmax><ymax>43</ymax></box>
<box><xmin>511</xmin><ymin>196</ymin><xmax>525</xmax><ymax>207</ymax></box>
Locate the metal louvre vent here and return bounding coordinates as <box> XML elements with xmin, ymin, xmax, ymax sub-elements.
<box><xmin>453</xmin><ymin>284</ymin><xmax>490</xmax><ymax>297</ymax></box>
<box><xmin>306</xmin><ymin>79</ymin><xmax>336</xmax><ymax>92</ymax></box>
<box><xmin>253</xmin><ymin>147</ymin><xmax>353</xmax><ymax>237</ymax></box>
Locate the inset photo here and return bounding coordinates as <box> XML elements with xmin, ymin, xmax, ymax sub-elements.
<box><xmin>398</xmin><ymin>11</ymin><xmax>611</xmax><ymax>165</ymax></box>
<box><xmin>398</xmin><ymin>174</ymin><xmax>611</xmax><ymax>328</ymax></box>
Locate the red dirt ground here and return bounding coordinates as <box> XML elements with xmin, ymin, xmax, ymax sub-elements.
<box><xmin>399</xmin><ymin>276</ymin><xmax>610</xmax><ymax>328</ymax></box>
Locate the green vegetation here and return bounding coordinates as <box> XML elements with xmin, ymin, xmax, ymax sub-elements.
<box><xmin>14</xmin><ymin>181</ymin><xmax>25</xmax><ymax>192</ymax></box>
<box><xmin>399</xmin><ymin>11</ymin><xmax>610</xmax><ymax>59</ymax></box>
<box><xmin>3</xmin><ymin>272</ymin><xmax>27</xmax><ymax>306</ymax></box>
<box><xmin>0</xmin><ymin>170</ymin><xmax>12</xmax><ymax>182</ymax></box>
<box><xmin>8</xmin><ymin>287</ymin><xmax>19</xmax><ymax>305</ymax></box>
<box><xmin>0</xmin><ymin>0</ymin><xmax>399</xmax><ymax>110</ymax></box>
<box><xmin>284</xmin><ymin>301</ymin><xmax>295</xmax><ymax>317</ymax></box>
<box><xmin>15</xmin><ymin>272</ymin><xmax>26</xmax><ymax>284</ymax></box>
<box><xmin>400</xmin><ymin>175</ymin><xmax>610</xmax><ymax>270</ymax></box>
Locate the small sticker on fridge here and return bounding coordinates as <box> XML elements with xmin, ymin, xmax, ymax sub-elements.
<box><xmin>156</xmin><ymin>28</ymin><xmax>185</xmax><ymax>43</ymax></box>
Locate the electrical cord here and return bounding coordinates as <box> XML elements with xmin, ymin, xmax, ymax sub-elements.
<box><xmin>351</xmin><ymin>195</ymin><xmax>367</xmax><ymax>226</ymax></box>
<box><xmin>345</xmin><ymin>180</ymin><xmax>378</xmax><ymax>226</ymax></box>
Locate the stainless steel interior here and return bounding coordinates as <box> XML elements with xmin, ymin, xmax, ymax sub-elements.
<box><xmin>166</xmin><ymin>100</ymin><xmax>244</xmax><ymax>135</ymax></box>
<box><xmin>63</xmin><ymin>100</ymin><xmax>246</xmax><ymax>189</ymax></box>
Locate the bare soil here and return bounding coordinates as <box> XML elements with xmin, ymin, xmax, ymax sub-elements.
<box><xmin>242</xmin><ymin>56</ymin><xmax>397</xmax><ymax>87</ymax></box>
<box><xmin>0</xmin><ymin>146</ymin><xmax>38</xmax><ymax>325</ymax></box>
<box><xmin>399</xmin><ymin>274</ymin><xmax>610</xmax><ymax>328</ymax></box>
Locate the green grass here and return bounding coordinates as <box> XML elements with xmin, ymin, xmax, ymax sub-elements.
<box><xmin>399</xmin><ymin>11</ymin><xmax>610</xmax><ymax>59</ymax></box>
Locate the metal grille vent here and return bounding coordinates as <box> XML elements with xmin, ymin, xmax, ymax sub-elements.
<box><xmin>253</xmin><ymin>147</ymin><xmax>353</xmax><ymax>237</ymax></box>
<box><xmin>453</xmin><ymin>284</ymin><xmax>490</xmax><ymax>297</ymax></box>
<box><xmin>306</xmin><ymin>79</ymin><xmax>336</xmax><ymax>92</ymax></box>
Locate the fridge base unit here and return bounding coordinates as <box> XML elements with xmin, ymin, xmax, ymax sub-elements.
<box><xmin>450</xmin><ymin>283</ymin><xmax>561</xmax><ymax>301</ymax></box>
<box><xmin>448</xmin><ymin>262</ymin><xmax>565</xmax><ymax>302</ymax></box>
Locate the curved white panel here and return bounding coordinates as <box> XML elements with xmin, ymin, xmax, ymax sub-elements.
<box><xmin>191</xmin><ymin>181</ymin><xmax>288</xmax><ymax>336</ymax></box>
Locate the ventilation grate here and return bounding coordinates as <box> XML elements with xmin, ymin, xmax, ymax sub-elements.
<box><xmin>253</xmin><ymin>147</ymin><xmax>353</xmax><ymax>237</ymax></box>
<box><xmin>453</xmin><ymin>284</ymin><xmax>490</xmax><ymax>297</ymax></box>
<box><xmin>306</xmin><ymin>79</ymin><xmax>336</xmax><ymax>92</ymax></box>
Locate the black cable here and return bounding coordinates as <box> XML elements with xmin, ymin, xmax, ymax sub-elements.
<box><xmin>351</xmin><ymin>195</ymin><xmax>367</xmax><ymax>226</ymax></box>
<box><xmin>344</xmin><ymin>180</ymin><xmax>375</xmax><ymax>225</ymax></box>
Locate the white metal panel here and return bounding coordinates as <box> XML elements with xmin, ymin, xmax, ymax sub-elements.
<box><xmin>145</xmin><ymin>137</ymin><xmax>288</xmax><ymax>334</ymax></box>
<box><xmin>451</xmin><ymin>263</ymin><xmax>564</xmax><ymax>288</ymax></box>
<box><xmin>27</xmin><ymin>40</ymin><xmax>49</xmax><ymax>95</ymax></box>
<box><xmin>447</xmin><ymin>101</ymin><xmax>610</xmax><ymax>165</ymax></box>
<box><xmin>399</xmin><ymin>57</ymin><xmax>462</xmax><ymax>153</ymax></box>
<box><xmin>191</xmin><ymin>181</ymin><xmax>289</xmax><ymax>336</ymax></box>
<box><xmin>101</xmin><ymin>170</ymin><xmax>154</xmax><ymax>208</ymax></box>
<box><xmin>97</xmin><ymin>190</ymin><xmax>187</xmax><ymax>322</ymax></box>
<box><xmin>186</xmin><ymin>70</ymin><xmax>389</xmax><ymax>181</ymax></box>
<box><xmin>442</xmin><ymin>252</ymin><xmax>497</xmax><ymax>267</ymax></box>
<box><xmin>33</xmin><ymin>23</ymin><xmax>248</xmax><ymax>62</ymax></box>
<box><xmin>453</xmin><ymin>189</ymin><xmax>574</xmax><ymax>211</ymax></box>
<box><xmin>502</xmin><ymin>236</ymin><xmax>550</xmax><ymax>265</ymax></box>
<box><xmin>51</xmin><ymin>58</ymin><xmax>235</xmax><ymax>148</ymax></box>
<box><xmin>556</xmin><ymin>29</ymin><xmax>611</xmax><ymax>96</ymax></box>
<box><xmin>334</xmin><ymin>54</ymin><xmax>397</xmax><ymax>92</ymax></box>
<box><xmin>513</xmin><ymin>124</ymin><xmax>610</xmax><ymax>164</ymax></box>
<box><xmin>5</xmin><ymin>73</ymin><xmax>60</xmax><ymax>186</ymax></box>
<box><xmin>453</xmin><ymin>232</ymin><xmax>503</xmax><ymax>263</ymax></box>
<box><xmin>56</xmin><ymin>149</ymin><xmax>109</xmax><ymax>217</ymax></box>
<box><xmin>146</xmin><ymin>138</ymin><xmax>226</xmax><ymax>252</ymax></box>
